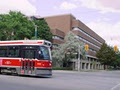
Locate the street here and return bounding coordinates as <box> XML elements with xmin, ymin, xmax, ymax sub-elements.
<box><xmin>0</xmin><ymin>70</ymin><xmax>120</xmax><ymax>90</ymax></box>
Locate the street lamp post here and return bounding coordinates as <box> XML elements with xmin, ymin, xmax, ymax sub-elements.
<box><xmin>32</xmin><ymin>22</ymin><xmax>38</xmax><ymax>40</ymax></box>
<box><xmin>78</xmin><ymin>45</ymin><xmax>80</xmax><ymax>71</ymax></box>
<box><xmin>34</xmin><ymin>24</ymin><xmax>37</xmax><ymax>40</ymax></box>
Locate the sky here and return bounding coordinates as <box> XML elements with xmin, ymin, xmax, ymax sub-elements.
<box><xmin>0</xmin><ymin>0</ymin><xmax>120</xmax><ymax>49</ymax></box>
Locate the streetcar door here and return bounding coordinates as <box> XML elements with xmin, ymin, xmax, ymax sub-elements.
<box><xmin>21</xmin><ymin>48</ymin><xmax>37</xmax><ymax>75</ymax></box>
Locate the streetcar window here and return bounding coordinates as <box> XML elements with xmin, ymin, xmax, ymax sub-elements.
<box><xmin>8</xmin><ymin>46</ymin><xmax>20</xmax><ymax>57</ymax></box>
<box><xmin>0</xmin><ymin>46</ymin><xmax>7</xmax><ymax>57</ymax></box>
<box><xmin>38</xmin><ymin>46</ymin><xmax>50</xmax><ymax>60</ymax></box>
<box><xmin>22</xmin><ymin>46</ymin><xmax>37</xmax><ymax>49</ymax></box>
<box><xmin>23</xmin><ymin>50</ymin><xmax>36</xmax><ymax>59</ymax></box>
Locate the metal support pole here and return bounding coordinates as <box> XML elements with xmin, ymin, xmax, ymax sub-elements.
<box><xmin>35</xmin><ymin>25</ymin><xmax>37</xmax><ymax>40</ymax></box>
<box><xmin>78</xmin><ymin>45</ymin><xmax>80</xmax><ymax>71</ymax></box>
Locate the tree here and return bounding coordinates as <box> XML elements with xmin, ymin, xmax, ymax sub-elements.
<box><xmin>32</xmin><ymin>19</ymin><xmax>52</xmax><ymax>41</ymax></box>
<box><xmin>0</xmin><ymin>11</ymin><xmax>33</xmax><ymax>40</ymax></box>
<box><xmin>111</xmin><ymin>51</ymin><xmax>120</xmax><ymax>69</ymax></box>
<box><xmin>52</xmin><ymin>44</ymin><xmax>65</xmax><ymax>67</ymax></box>
<box><xmin>96</xmin><ymin>43</ymin><xmax>116</xmax><ymax>67</ymax></box>
<box><xmin>52</xmin><ymin>31</ymin><xmax>86</xmax><ymax>67</ymax></box>
<box><xmin>0</xmin><ymin>11</ymin><xmax>52</xmax><ymax>41</ymax></box>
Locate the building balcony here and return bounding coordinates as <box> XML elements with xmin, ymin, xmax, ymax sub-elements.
<box><xmin>50</xmin><ymin>29</ymin><xmax>65</xmax><ymax>38</ymax></box>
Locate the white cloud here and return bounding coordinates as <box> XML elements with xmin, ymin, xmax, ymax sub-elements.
<box><xmin>0</xmin><ymin>0</ymin><xmax>37</xmax><ymax>15</ymax></box>
<box><xmin>31</xmin><ymin>0</ymin><xmax>37</xmax><ymax>3</ymax></box>
<box><xmin>87</xmin><ymin>21</ymin><xmax>120</xmax><ymax>49</ymax></box>
<box><xmin>95</xmin><ymin>18</ymin><xmax>111</xmax><ymax>22</ymax></box>
<box><xmin>74</xmin><ymin>0</ymin><xmax>120</xmax><ymax>13</ymax></box>
<box><xmin>54</xmin><ymin>1</ymin><xmax>77</xmax><ymax>10</ymax></box>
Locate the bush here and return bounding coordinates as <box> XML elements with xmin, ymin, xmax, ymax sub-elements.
<box><xmin>52</xmin><ymin>67</ymin><xmax>72</xmax><ymax>70</ymax></box>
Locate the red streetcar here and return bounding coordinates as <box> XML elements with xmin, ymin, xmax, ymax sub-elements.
<box><xmin>0</xmin><ymin>40</ymin><xmax>52</xmax><ymax>76</ymax></box>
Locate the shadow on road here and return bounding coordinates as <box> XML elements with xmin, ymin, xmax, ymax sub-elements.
<box><xmin>0</xmin><ymin>73</ymin><xmax>52</xmax><ymax>79</ymax></box>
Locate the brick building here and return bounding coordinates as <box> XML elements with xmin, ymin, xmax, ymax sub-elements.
<box><xmin>31</xmin><ymin>14</ymin><xmax>105</xmax><ymax>70</ymax></box>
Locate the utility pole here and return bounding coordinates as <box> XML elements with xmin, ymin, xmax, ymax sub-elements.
<box><xmin>35</xmin><ymin>24</ymin><xmax>37</xmax><ymax>40</ymax></box>
<box><xmin>78</xmin><ymin>45</ymin><xmax>80</xmax><ymax>71</ymax></box>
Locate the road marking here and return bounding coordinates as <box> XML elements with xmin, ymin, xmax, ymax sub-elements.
<box><xmin>111</xmin><ymin>83</ymin><xmax>120</xmax><ymax>90</ymax></box>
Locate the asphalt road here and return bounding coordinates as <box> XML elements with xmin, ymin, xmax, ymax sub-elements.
<box><xmin>0</xmin><ymin>70</ymin><xmax>120</xmax><ymax>90</ymax></box>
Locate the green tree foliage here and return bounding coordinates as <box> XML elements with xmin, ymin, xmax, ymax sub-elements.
<box><xmin>0</xmin><ymin>11</ymin><xmax>52</xmax><ymax>41</ymax></box>
<box><xmin>0</xmin><ymin>11</ymin><xmax>33</xmax><ymax>40</ymax></box>
<box><xmin>96</xmin><ymin>43</ymin><xmax>116</xmax><ymax>66</ymax></box>
<box><xmin>52</xmin><ymin>31</ymin><xmax>86</xmax><ymax>67</ymax></box>
<box><xmin>33</xmin><ymin>19</ymin><xmax>52</xmax><ymax>41</ymax></box>
<box><xmin>111</xmin><ymin>51</ymin><xmax>120</xmax><ymax>68</ymax></box>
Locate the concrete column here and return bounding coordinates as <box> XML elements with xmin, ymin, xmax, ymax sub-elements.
<box><xmin>92</xmin><ymin>64</ymin><xmax>94</xmax><ymax>69</ymax></box>
<box><xmin>84</xmin><ymin>63</ymin><xmax>86</xmax><ymax>70</ymax></box>
<box><xmin>88</xmin><ymin>58</ymin><xmax>91</xmax><ymax>70</ymax></box>
<box><xmin>98</xmin><ymin>64</ymin><xmax>100</xmax><ymax>69</ymax></box>
<box><xmin>88</xmin><ymin>63</ymin><xmax>90</xmax><ymax>70</ymax></box>
<box><xmin>90</xmin><ymin>64</ymin><xmax>92</xmax><ymax>70</ymax></box>
<box><xmin>99</xmin><ymin>65</ymin><xmax>101</xmax><ymax>69</ymax></box>
<box><xmin>82</xmin><ymin>63</ymin><xmax>84</xmax><ymax>70</ymax></box>
<box><xmin>75</xmin><ymin>61</ymin><xmax>78</xmax><ymax>70</ymax></box>
<box><xmin>99</xmin><ymin>64</ymin><xmax>101</xmax><ymax>69</ymax></box>
<box><xmin>101</xmin><ymin>65</ymin><xmax>104</xmax><ymax>70</ymax></box>
<box><xmin>72</xmin><ymin>62</ymin><xmax>75</xmax><ymax>70</ymax></box>
<box><xmin>93</xmin><ymin>64</ymin><xmax>95</xmax><ymax>69</ymax></box>
<box><xmin>97</xmin><ymin>64</ymin><xmax>99</xmax><ymax>69</ymax></box>
<box><xmin>80</xmin><ymin>62</ymin><xmax>82</xmax><ymax>70</ymax></box>
<box><xmin>100</xmin><ymin>65</ymin><xmax>102</xmax><ymax>69</ymax></box>
<box><xmin>96</xmin><ymin>64</ymin><xmax>98</xmax><ymax>69</ymax></box>
<box><xmin>95</xmin><ymin>64</ymin><xmax>97</xmax><ymax>69</ymax></box>
<box><xmin>86</xmin><ymin>63</ymin><xmax>88</xmax><ymax>70</ymax></box>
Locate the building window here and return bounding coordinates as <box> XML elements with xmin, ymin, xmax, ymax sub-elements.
<box><xmin>52</xmin><ymin>44</ymin><xmax>59</xmax><ymax>48</ymax></box>
<box><xmin>52</xmin><ymin>35</ymin><xmax>64</xmax><ymax>41</ymax></box>
<box><xmin>76</xmin><ymin>35</ymin><xmax>100</xmax><ymax>49</ymax></box>
<box><xmin>72</xmin><ymin>27</ymin><xmax>102</xmax><ymax>45</ymax></box>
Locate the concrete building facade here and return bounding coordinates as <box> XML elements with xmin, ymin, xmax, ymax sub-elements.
<box><xmin>41</xmin><ymin>14</ymin><xmax>105</xmax><ymax>70</ymax></box>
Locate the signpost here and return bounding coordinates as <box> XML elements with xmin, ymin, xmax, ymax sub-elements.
<box><xmin>78</xmin><ymin>44</ymin><xmax>89</xmax><ymax>71</ymax></box>
<box><xmin>114</xmin><ymin>45</ymin><xmax>117</xmax><ymax>51</ymax></box>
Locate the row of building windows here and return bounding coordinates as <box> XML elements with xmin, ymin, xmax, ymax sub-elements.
<box><xmin>87</xmin><ymin>57</ymin><xmax>97</xmax><ymax>61</ymax></box>
<box><xmin>52</xmin><ymin>44</ymin><xmax>59</xmax><ymax>48</ymax></box>
<box><xmin>76</xmin><ymin>35</ymin><xmax>100</xmax><ymax>49</ymax></box>
<box><xmin>52</xmin><ymin>36</ymin><xmax>98</xmax><ymax>53</ymax></box>
<box><xmin>52</xmin><ymin>35</ymin><xmax>64</xmax><ymax>41</ymax></box>
<box><xmin>52</xmin><ymin>44</ymin><xmax>96</xmax><ymax>55</ymax></box>
<box><xmin>72</xmin><ymin>27</ymin><xmax>102</xmax><ymax>45</ymax></box>
<box><xmin>89</xmin><ymin>48</ymin><xmax>96</xmax><ymax>53</ymax></box>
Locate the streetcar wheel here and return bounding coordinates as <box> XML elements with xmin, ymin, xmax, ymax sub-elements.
<box><xmin>0</xmin><ymin>68</ymin><xmax>1</xmax><ymax>74</ymax></box>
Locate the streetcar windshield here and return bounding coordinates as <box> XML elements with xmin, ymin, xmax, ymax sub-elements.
<box><xmin>38</xmin><ymin>46</ymin><xmax>50</xmax><ymax>60</ymax></box>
